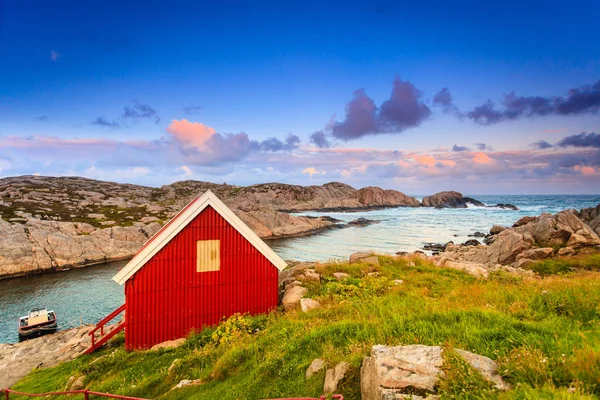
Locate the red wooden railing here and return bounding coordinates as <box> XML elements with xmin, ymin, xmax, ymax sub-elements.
<box><xmin>1</xmin><ymin>388</ymin><xmax>147</xmax><ymax>399</ymax></box>
<box><xmin>85</xmin><ymin>304</ymin><xmax>126</xmax><ymax>354</ymax></box>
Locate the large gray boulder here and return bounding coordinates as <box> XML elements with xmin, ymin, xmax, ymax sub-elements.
<box><xmin>281</xmin><ymin>286</ymin><xmax>307</xmax><ymax>311</ymax></box>
<box><xmin>361</xmin><ymin>345</ymin><xmax>510</xmax><ymax>399</ymax></box>
<box><xmin>361</xmin><ymin>345</ymin><xmax>444</xmax><ymax>400</ymax></box>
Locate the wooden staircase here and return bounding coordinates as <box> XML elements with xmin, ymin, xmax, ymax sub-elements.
<box><xmin>85</xmin><ymin>304</ymin><xmax>126</xmax><ymax>354</ymax></box>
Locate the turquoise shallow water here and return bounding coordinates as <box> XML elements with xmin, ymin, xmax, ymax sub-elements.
<box><xmin>1</xmin><ymin>195</ymin><xmax>599</xmax><ymax>344</ymax></box>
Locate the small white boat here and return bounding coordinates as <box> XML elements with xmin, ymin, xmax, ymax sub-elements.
<box><xmin>18</xmin><ymin>308</ymin><xmax>58</xmax><ymax>340</ymax></box>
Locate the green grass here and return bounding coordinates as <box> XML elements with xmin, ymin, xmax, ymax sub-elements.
<box><xmin>526</xmin><ymin>254</ymin><xmax>600</xmax><ymax>276</ymax></box>
<box><xmin>10</xmin><ymin>254</ymin><xmax>600</xmax><ymax>399</ymax></box>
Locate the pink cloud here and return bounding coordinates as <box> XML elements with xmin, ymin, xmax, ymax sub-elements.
<box><xmin>438</xmin><ymin>160</ymin><xmax>456</xmax><ymax>167</ymax></box>
<box><xmin>414</xmin><ymin>155</ymin><xmax>437</xmax><ymax>167</ymax></box>
<box><xmin>575</xmin><ymin>165</ymin><xmax>597</xmax><ymax>176</ymax></box>
<box><xmin>165</xmin><ymin>119</ymin><xmax>216</xmax><ymax>149</ymax></box>
<box><xmin>472</xmin><ymin>152</ymin><xmax>493</xmax><ymax>164</ymax></box>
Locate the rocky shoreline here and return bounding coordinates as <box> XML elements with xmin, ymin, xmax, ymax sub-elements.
<box><xmin>0</xmin><ymin>176</ymin><xmax>518</xmax><ymax>280</ymax></box>
<box><xmin>423</xmin><ymin>203</ymin><xmax>600</xmax><ymax>278</ymax></box>
<box><xmin>0</xmin><ymin>325</ymin><xmax>94</xmax><ymax>388</ymax></box>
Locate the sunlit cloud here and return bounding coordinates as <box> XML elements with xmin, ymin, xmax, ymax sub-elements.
<box><xmin>302</xmin><ymin>167</ymin><xmax>326</xmax><ymax>177</ymax></box>
<box><xmin>414</xmin><ymin>155</ymin><xmax>437</xmax><ymax>167</ymax></box>
<box><xmin>166</xmin><ymin>119</ymin><xmax>216</xmax><ymax>150</ymax></box>
<box><xmin>472</xmin><ymin>152</ymin><xmax>493</xmax><ymax>164</ymax></box>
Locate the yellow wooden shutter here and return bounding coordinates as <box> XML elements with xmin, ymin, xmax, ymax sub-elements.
<box><xmin>196</xmin><ymin>240</ymin><xmax>220</xmax><ymax>272</ymax></box>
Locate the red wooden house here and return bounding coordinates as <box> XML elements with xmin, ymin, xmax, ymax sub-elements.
<box><xmin>87</xmin><ymin>190</ymin><xmax>287</xmax><ymax>351</ymax></box>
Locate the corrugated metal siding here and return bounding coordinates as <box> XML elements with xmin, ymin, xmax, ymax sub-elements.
<box><xmin>124</xmin><ymin>205</ymin><xmax>279</xmax><ymax>350</ymax></box>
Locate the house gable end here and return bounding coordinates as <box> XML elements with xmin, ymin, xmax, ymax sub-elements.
<box><xmin>112</xmin><ymin>190</ymin><xmax>287</xmax><ymax>285</ymax></box>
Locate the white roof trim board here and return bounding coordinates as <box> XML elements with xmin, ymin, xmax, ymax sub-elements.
<box><xmin>112</xmin><ymin>190</ymin><xmax>287</xmax><ymax>285</ymax></box>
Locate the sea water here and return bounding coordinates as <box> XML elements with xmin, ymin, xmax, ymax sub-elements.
<box><xmin>1</xmin><ymin>194</ymin><xmax>599</xmax><ymax>343</ymax></box>
<box><xmin>268</xmin><ymin>195</ymin><xmax>600</xmax><ymax>260</ymax></box>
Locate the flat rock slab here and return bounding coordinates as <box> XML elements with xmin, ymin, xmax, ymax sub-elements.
<box><xmin>350</xmin><ymin>252</ymin><xmax>380</xmax><ymax>266</ymax></box>
<box><xmin>150</xmin><ymin>337</ymin><xmax>186</xmax><ymax>351</ymax></box>
<box><xmin>0</xmin><ymin>325</ymin><xmax>93</xmax><ymax>388</ymax></box>
<box><xmin>361</xmin><ymin>345</ymin><xmax>444</xmax><ymax>400</ymax></box>
<box><xmin>300</xmin><ymin>298</ymin><xmax>321</xmax><ymax>313</ymax></box>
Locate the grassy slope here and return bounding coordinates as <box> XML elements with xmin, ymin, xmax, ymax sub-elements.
<box><xmin>10</xmin><ymin>255</ymin><xmax>600</xmax><ymax>400</ymax></box>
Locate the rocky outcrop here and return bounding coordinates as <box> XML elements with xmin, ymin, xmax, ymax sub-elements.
<box><xmin>236</xmin><ymin>210</ymin><xmax>339</xmax><ymax>239</ymax></box>
<box><xmin>229</xmin><ymin>182</ymin><xmax>420</xmax><ymax>212</ymax></box>
<box><xmin>578</xmin><ymin>203</ymin><xmax>600</xmax><ymax>236</ymax></box>
<box><xmin>347</xmin><ymin>218</ymin><xmax>380</xmax><ymax>227</ymax></box>
<box><xmin>422</xmin><ymin>191</ymin><xmax>484</xmax><ymax>208</ymax></box>
<box><xmin>421</xmin><ymin>191</ymin><xmax>518</xmax><ymax>210</ymax></box>
<box><xmin>494</xmin><ymin>203</ymin><xmax>519</xmax><ymax>210</ymax></box>
<box><xmin>0</xmin><ymin>325</ymin><xmax>93</xmax><ymax>388</ymax></box>
<box><xmin>433</xmin><ymin>209</ymin><xmax>600</xmax><ymax>276</ymax></box>
<box><xmin>279</xmin><ymin>263</ymin><xmax>324</xmax><ymax>313</ymax></box>
<box><xmin>361</xmin><ymin>345</ymin><xmax>510</xmax><ymax>400</ymax></box>
<box><xmin>0</xmin><ymin>218</ymin><xmax>161</xmax><ymax>279</ymax></box>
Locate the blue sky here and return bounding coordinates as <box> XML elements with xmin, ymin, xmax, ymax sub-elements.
<box><xmin>0</xmin><ymin>0</ymin><xmax>599</xmax><ymax>193</ymax></box>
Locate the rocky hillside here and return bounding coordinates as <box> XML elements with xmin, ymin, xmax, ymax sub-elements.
<box><xmin>227</xmin><ymin>182</ymin><xmax>421</xmax><ymax>212</ymax></box>
<box><xmin>0</xmin><ymin>176</ymin><xmax>419</xmax><ymax>279</ymax></box>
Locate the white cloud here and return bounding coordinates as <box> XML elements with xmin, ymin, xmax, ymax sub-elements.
<box><xmin>177</xmin><ymin>165</ymin><xmax>192</xmax><ymax>177</ymax></box>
